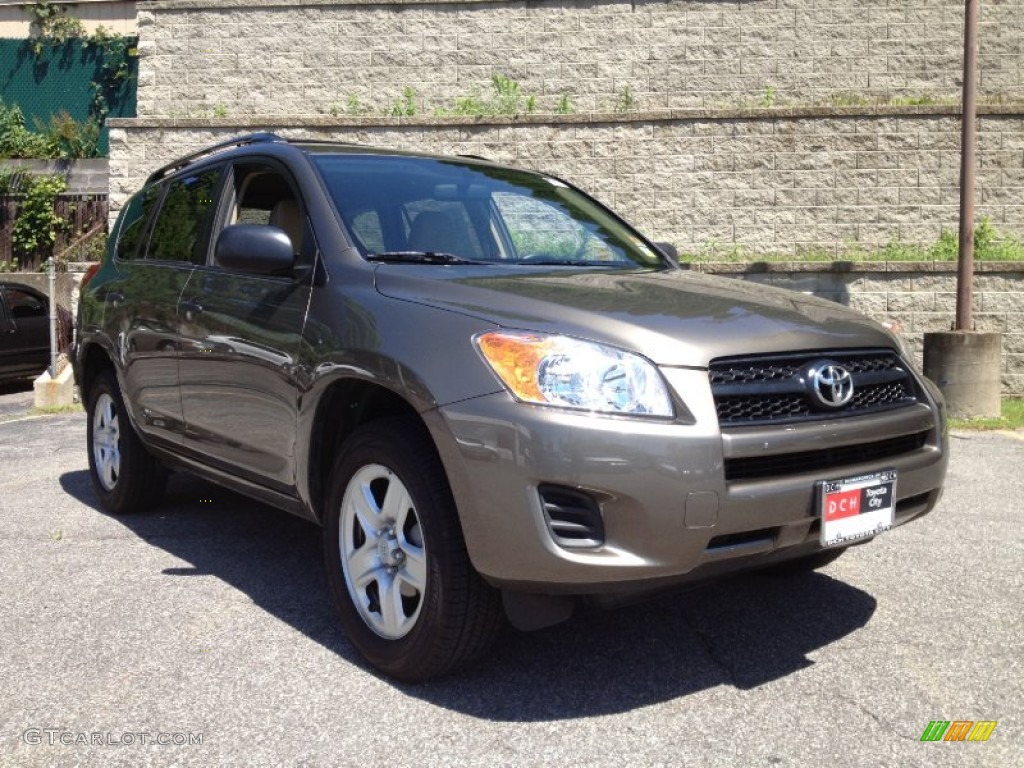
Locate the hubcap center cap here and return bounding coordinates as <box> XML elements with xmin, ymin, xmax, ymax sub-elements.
<box><xmin>378</xmin><ymin>532</ymin><xmax>404</xmax><ymax>568</ymax></box>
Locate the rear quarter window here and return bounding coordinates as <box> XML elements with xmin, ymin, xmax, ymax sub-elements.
<box><xmin>115</xmin><ymin>186</ymin><xmax>161</xmax><ymax>261</ymax></box>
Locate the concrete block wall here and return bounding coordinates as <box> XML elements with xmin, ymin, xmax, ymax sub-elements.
<box><xmin>136</xmin><ymin>0</ymin><xmax>1024</xmax><ymax>118</ymax></box>
<box><xmin>1</xmin><ymin>159</ymin><xmax>110</xmax><ymax>195</ymax></box>
<box><xmin>107</xmin><ymin>110</ymin><xmax>1024</xmax><ymax>255</ymax></box>
<box><xmin>701</xmin><ymin>262</ymin><xmax>1024</xmax><ymax>394</ymax></box>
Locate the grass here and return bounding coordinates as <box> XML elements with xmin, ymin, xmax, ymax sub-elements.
<box><xmin>949</xmin><ymin>398</ymin><xmax>1024</xmax><ymax>431</ymax></box>
<box><xmin>435</xmin><ymin>74</ymin><xmax>539</xmax><ymax>117</ymax></box>
<box><xmin>29</xmin><ymin>402</ymin><xmax>83</xmax><ymax>416</ymax></box>
<box><xmin>689</xmin><ymin>219</ymin><xmax>1024</xmax><ymax>263</ymax></box>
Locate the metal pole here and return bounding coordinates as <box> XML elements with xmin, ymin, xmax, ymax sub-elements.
<box><xmin>956</xmin><ymin>0</ymin><xmax>980</xmax><ymax>331</ymax></box>
<box><xmin>48</xmin><ymin>256</ymin><xmax>58</xmax><ymax>378</ymax></box>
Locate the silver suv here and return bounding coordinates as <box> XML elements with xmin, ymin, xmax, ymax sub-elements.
<box><xmin>75</xmin><ymin>134</ymin><xmax>948</xmax><ymax>681</ymax></box>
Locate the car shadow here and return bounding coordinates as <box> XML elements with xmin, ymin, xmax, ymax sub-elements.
<box><xmin>60</xmin><ymin>468</ymin><xmax>877</xmax><ymax>721</ymax></box>
<box><xmin>0</xmin><ymin>380</ymin><xmax>34</xmax><ymax>394</ymax></box>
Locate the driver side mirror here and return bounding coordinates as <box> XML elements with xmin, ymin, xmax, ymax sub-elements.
<box><xmin>654</xmin><ymin>241</ymin><xmax>679</xmax><ymax>265</ymax></box>
<box><xmin>215</xmin><ymin>224</ymin><xmax>296</xmax><ymax>276</ymax></box>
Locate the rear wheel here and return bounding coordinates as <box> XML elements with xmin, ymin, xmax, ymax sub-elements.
<box><xmin>323</xmin><ymin>417</ymin><xmax>503</xmax><ymax>682</ymax></box>
<box><xmin>86</xmin><ymin>370</ymin><xmax>167</xmax><ymax>514</ymax></box>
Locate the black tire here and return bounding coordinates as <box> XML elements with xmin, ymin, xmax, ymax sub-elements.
<box><xmin>86</xmin><ymin>369</ymin><xmax>167</xmax><ymax>514</ymax></box>
<box><xmin>763</xmin><ymin>547</ymin><xmax>847</xmax><ymax>576</ymax></box>
<box><xmin>323</xmin><ymin>417</ymin><xmax>503</xmax><ymax>682</ymax></box>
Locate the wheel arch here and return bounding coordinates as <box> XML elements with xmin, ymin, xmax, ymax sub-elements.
<box><xmin>77</xmin><ymin>340</ymin><xmax>117</xmax><ymax>406</ymax></box>
<box><xmin>305</xmin><ymin>377</ymin><xmax>437</xmax><ymax>524</ymax></box>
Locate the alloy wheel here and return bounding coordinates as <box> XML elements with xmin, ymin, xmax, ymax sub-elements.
<box><xmin>338</xmin><ymin>463</ymin><xmax>428</xmax><ymax>639</ymax></box>
<box><xmin>92</xmin><ymin>392</ymin><xmax>121</xmax><ymax>492</ymax></box>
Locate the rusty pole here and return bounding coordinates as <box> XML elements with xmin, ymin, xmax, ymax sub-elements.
<box><xmin>956</xmin><ymin>0</ymin><xmax>980</xmax><ymax>331</ymax></box>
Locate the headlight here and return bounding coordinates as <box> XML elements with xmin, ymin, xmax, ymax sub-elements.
<box><xmin>475</xmin><ymin>331</ymin><xmax>674</xmax><ymax>417</ymax></box>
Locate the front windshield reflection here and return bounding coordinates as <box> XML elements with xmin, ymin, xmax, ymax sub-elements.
<box><xmin>311</xmin><ymin>154</ymin><xmax>666</xmax><ymax>269</ymax></box>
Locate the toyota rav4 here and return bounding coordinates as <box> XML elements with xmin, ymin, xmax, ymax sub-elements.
<box><xmin>75</xmin><ymin>134</ymin><xmax>948</xmax><ymax>681</ymax></box>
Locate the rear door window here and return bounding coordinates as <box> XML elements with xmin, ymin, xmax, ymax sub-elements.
<box><xmin>146</xmin><ymin>168</ymin><xmax>223</xmax><ymax>264</ymax></box>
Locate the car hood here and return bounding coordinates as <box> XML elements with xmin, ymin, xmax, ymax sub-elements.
<box><xmin>374</xmin><ymin>266</ymin><xmax>898</xmax><ymax>368</ymax></box>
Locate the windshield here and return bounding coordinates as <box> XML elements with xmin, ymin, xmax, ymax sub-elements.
<box><xmin>310</xmin><ymin>154</ymin><xmax>665</xmax><ymax>268</ymax></box>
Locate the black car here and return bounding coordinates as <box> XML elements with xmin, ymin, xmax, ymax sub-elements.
<box><xmin>0</xmin><ymin>282</ymin><xmax>50</xmax><ymax>383</ymax></box>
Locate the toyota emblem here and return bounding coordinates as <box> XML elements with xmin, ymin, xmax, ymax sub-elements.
<box><xmin>808</xmin><ymin>362</ymin><xmax>854</xmax><ymax>408</ymax></box>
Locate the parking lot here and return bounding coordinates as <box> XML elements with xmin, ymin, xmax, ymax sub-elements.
<box><xmin>0</xmin><ymin>382</ymin><xmax>1020</xmax><ymax>767</ymax></box>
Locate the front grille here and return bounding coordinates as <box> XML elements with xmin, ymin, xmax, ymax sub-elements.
<box><xmin>724</xmin><ymin>431</ymin><xmax>929</xmax><ymax>481</ymax></box>
<box><xmin>710</xmin><ymin>349</ymin><xmax>918</xmax><ymax>426</ymax></box>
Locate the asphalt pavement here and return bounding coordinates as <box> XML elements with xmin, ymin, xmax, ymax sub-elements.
<box><xmin>0</xmin><ymin>385</ymin><xmax>1020</xmax><ymax>767</ymax></box>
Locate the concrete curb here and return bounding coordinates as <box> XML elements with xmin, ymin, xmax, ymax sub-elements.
<box><xmin>33</xmin><ymin>364</ymin><xmax>76</xmax><ymax>409</ymax></box>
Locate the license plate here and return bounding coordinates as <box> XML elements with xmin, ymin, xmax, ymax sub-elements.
<box><xmin>819</xmin><ymin>470</ymin><xmax>897</xmax><ymax>548</ymax></box>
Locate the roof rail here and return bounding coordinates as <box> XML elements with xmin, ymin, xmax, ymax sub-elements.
<box><xmin>145</xmin><ymin>133</ymin><xmax>286</xmax><ymax>184</ymax></box>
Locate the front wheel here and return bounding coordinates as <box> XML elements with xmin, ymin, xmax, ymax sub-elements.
<box><xmin>86</xmin><ymin>370</ymin><xmax>167</xmax><ymax>514</ymax></box>
<box><xmin>323</xmin><ymin>418</ymin><xmax>502</xmax><ymax>682</ymax></box>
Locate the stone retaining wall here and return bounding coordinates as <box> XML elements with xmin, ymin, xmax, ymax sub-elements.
<box><xmin>108</xmin><ymin>111</ymin><xmax>1024</xmax><ymax>256</ymax></box>
<box><xmin>0</xmin><ymin>159</ymin><xmax>110</xmax><ymax>195</ymax></box>
<box><xmin>136</xmin><ymin>0</ymin><xmax>1024</xmax><ymax>117</ymax></box>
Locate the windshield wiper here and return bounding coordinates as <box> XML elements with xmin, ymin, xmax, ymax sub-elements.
<box><xmin>366</xmin><ymin>251</ymin><xmax>483</xmax><ymax>265</ymax></box>
<box><xmin>514</xmin><ymin>258</ymin><xmax>630</xmax><ymax>267</ymax></box>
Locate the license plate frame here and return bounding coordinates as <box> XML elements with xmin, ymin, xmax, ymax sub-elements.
<box><xmin>818</xmin><ymin>470</ymin><xmax>897</xmax><ymax>548</ymax></box>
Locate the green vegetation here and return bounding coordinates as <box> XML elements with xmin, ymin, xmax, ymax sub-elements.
<box><xmin>28</xmin><ymin>1</ymin><xmax>85</xmax><ymax>54</ymax></box>
<box><xmin>0</xmin><ymin>2</ymin><xmax>138</xmax><ymax>159</ymax></box>
<box><xmin>8</xmin><ymin>100</ymin><xmax>115</xmax><ymax>164</ymax></box>
<box><xmin>615</xmin><ymin>86</ymin><xmax>636</xmax><ymax>113</ymax></box>
<box><xmin>31</xmin><ymin>403</ymin><xmax>84</xmax><ymax>417</ymax></box>
<box><xmin>0</xmin><ymin>99</ymin><xmax>101</xmax><ymax>159</ymax></box>
<box><xmin>347</xmin><ymin>94</ymin><xmax>368</xmax><ymax>116</ymax></box>
<box><xmin>340</xmin><ymin>80</ymin><xmax>1023</xmax><ymax>120</ymax></box>
<box><xmin>10</xmin><ymin>174</ymin><xmax>68</xmax><ymax>266</ymax></box>
<box><xmin>436</xmin><ymin>75</ymin><xmax>540</xmax><ymax>117</ymax></box>
<box><xmin>390</xmin><ymin>87</ymin><xmax>418</xmax><ymax>117</ymax></box>
<box><xmin>949</xmin><ymin>399</ymin><xmax>1024</xmax><ymax>431</ymax></box>
<box><xmin>1</xmin><ymin>166</ymin><xmax>71</xmax><ymax>267</ymax></box>
<box><xmin>689</xmin><ymin>219</ymin><xmax>1024</xmax><ymax>263</ymax></box>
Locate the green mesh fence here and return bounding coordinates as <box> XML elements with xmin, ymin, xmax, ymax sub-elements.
<box><xmin>0</xmin><ymin>37</ymin><xmax>137</xmax><ymax>156</ymax></box>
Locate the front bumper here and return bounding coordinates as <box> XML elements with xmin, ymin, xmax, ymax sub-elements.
<box><xmin>429</xmin><ymin>368</ymin><xmax>947</xmax><ymax>595</ymax></box>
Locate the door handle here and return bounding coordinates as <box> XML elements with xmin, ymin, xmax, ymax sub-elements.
<box><xmin>103</xmin><ymin>291</ymin><xmax>125</xmax><ymax>306</ymax></box>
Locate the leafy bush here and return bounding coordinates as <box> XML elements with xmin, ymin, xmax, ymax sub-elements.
<box><xmin>11</xmin><ymin>174</ymin><xmax>68</xmax><ymax>262</ymax></box>
<box><xmin>0</xmin><ymin>100</ymin><xmax>101</xmax><ymax>159</ymax></box>
<box><xmin>0</xmin><ymin>101</ymin><xmax>55</xmax><ymax>158</ymax></box>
